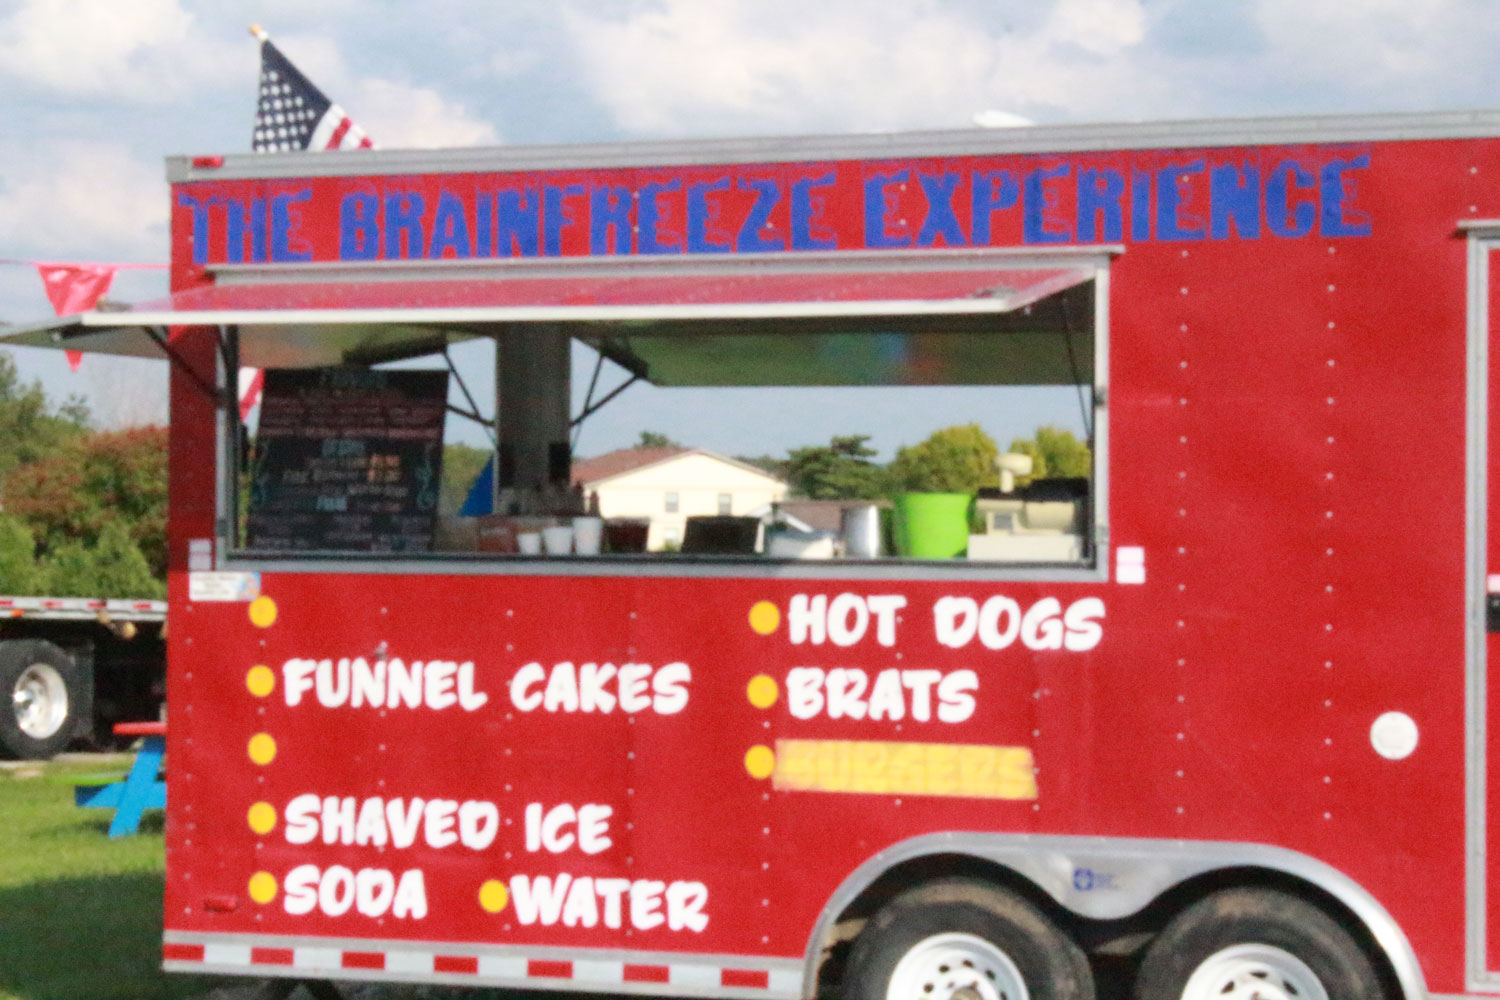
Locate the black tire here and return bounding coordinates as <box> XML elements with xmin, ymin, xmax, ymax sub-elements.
<box><xmin>1135</xmin><ymin>888</ymin><xmax>1385</xmax><ymax>1000</ymax></box>
<box><xmin>0</xmin><ymin>640</ymin><xmax>85</xmax><ymax>760</ymax></box>
<box><xmin>846</xmin><ymin>879</ymin><xmax>1094</xmax><ymax>1000</ymax></box>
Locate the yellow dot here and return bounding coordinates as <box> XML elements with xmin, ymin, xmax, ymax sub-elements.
<box><xmin>248</xmin><ymin>871</ymin><xmax>277</xmax><ymax>904</ymax></box>
<box><xmin>245</xmin><ymin>665</ymin><xmax>275</xmax><ymax>698</ymax></box>
<box><xmin>248</xmin><ymin>596</ymin><xmax>278</xmax><ymax>628</ymax></box>
<box><xmin>747</xmin><ymin>674</ymin><xmax>779</xmax><ymax>709</ymax></box>
<box><xmin>247</xmin><ymin>801</ymin><xmax>277</xmax><ymax>835</ymax></box>
<box><xmin>748</xmin><ymin>601</ymin><xmax>780</xmax><ymax>635</ymax></box>
<box><xmin>745</xmin><ymin>744</ymin><xmax>776</xmax><ymax>780</ymax></box>
<box><xmin>479</xmin><ymin>880</ymin><xmax>509</xmax><ymax>913</ymax></box>
<box><xmin>247</xmin><ymin>732</ymin><xmax>277</xmax><ymax>766</ymax></box>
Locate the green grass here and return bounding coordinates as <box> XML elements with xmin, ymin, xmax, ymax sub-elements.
<box><xmin>0</xmin><ymin>757</ymin><xmax>226</xmax><ymax>1000</ymax></box>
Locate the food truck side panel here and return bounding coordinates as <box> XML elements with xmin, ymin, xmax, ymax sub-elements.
<box><xmin>160</xmin><ymin>132</ymin><xmax>1490</xmax><ymax>994</ymax></box>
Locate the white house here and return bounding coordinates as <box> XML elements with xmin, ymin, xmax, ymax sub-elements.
<box><xmin>572</xmin><ymin>447</ymin><xmax>788</xmax><ymax>551</ymax></box>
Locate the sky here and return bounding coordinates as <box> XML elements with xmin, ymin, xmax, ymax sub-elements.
<box><xmin>3</xmin><ymin>0</ymin><xmax>1500</xmax><ymax>454</ymax></box>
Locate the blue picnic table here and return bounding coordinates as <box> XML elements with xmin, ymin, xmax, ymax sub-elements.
<box><xmin>75</xmin><ymin>721</ymin><xmax>166</xmax><ymax>837</ymax></box>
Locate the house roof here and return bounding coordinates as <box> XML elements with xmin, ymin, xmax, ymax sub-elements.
<box><xmin>775</xmin><ymin>499</ymin><xmax>892</xmax><ymax>533</ymax></box>
<box><xmin>573</xmin><ymin>446</ymin><xmax>785</xmax><ymax>489</ymax></box>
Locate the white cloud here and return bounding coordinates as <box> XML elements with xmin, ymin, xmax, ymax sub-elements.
<box><xmin>560</xmin><ymin>0</ymin><xmax>1156</xmax><ymax>136</ymax></box>
<box><xmin>351</xmin><ymin>79</ymin><xmax>500</xmax><ymax>149</ymax></box>
<box><xmin>0</xmin><ymin>141</ymin><xmax>166</xmax><ymax>261</ymax></box>
<box><xmin>1047</xmin><ymin>0</ymin><xmax>1145</xmax><ymax>56</ymax></box>
<box><xmin>0</xmin><ymin>0</ymin><xmax>241</xmax><ymax>101</ymax></box>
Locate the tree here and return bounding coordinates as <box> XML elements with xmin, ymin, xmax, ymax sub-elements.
<box><xmin>0</xmin><ymin>352</ymin><xmax>90</xmax><ymax>481</ymax></box>
<box><xmin>41</xmin><ymin>520</ymin><xmax>163</xmax><ymax>599</ymax></box>
<box><xmin>0</xmin><ymin>515</ymin><xmax>42</xmax><ymax>594</ymax></box>
<box><xmin>3</xmin><ymin>427</ymin><xmax>167</xmax><ymax>581</ymax></box>
<box><xmin>1007</xmin><ymin>426</ymin><xmax>1092</xmax><ymax>485</ymax></box>
<box><xmin>888</xmin><ymin>424</ymin><xmax>1000</xmax><ymax>494</ymax></box>
<box><xmin>636</xmin><ymin>431</ymin><xmax>681</xmax><ymax>449</ymax></box>
<box><xmin>783</xmin><ymin>435</ymin><xmax>890</xmax><ymax>499</ymax></box>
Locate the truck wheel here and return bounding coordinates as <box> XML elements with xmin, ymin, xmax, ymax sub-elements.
<box><xmin>1134</xmin><ymin>888</ymin><xmax>1385</xmax><ymax>1000</ymax></box>
<box><xmin>0</xmin><ymin>641</ymin><xmax>83</xmax><ymax>760</ymax></box>
<box><xmin>845</xmin><ymin>879</ymin><xmax>1093</xmax><ymax>1000</ymax></box>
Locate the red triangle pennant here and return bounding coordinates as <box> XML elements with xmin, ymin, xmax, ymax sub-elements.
<box><xmin>34</xmin><ymin>263</ymin><xmax>119</xmax><ymax>372</ymax></box>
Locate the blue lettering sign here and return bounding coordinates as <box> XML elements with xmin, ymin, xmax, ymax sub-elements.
<box><xmin>475</xmin><ymin>193</ymin><xmax>494</xmax><ymax>257</ymax></box>
<box><xmin>269</xmin><ymin>191</ymin><xmax>312</xmax><ymax>263</ymax></box>
<box><xmin>1209</xmin><ymin>163</ymin><xmax>1260</xmax><ymax>239</ymax></box>
<box><xmin>543</xmin><ymin>183</ymin><xmax>585</xmax><ymax>257</ymax></box>
<box><xmin>428</xmin><ymin>191</ymin><xmax>472</xmax><ymax>259</ymax></box>
<box><xmin>1320</xmin><ymin>154</ymin><xmax>1371</xmax><ymax>237</ymax></box>
<box><xmin>496</xmin><ymin>187</ymin><xmax>539</xmax><ymax>257</ymax></box>
<box><xmin>916</xmin><ymin>172</ymin><xmax>964</xmax><ymax>247</ymax></box>
<box><xmin>639</xmin><ymin>179</ymin><xmax>683</xmax><ymax>254</ymax></box>
<box><xmin>1130</xmin><ymin>170</ymin><xmax>1152</xmax><ymax>241</ymax></box>
<box><xmin>340</xmin><ymin>192</ymin><xmax>379</xmax><ymax>260</ymax></box>
<box><xmin>1024</xmin><ymin>164</ymin><xmax>1071</xmax><ymax>244</ymax></box>
<box><xmin>227</xmin><ymin>198</ymin><xmax>268</xmax><ymax>263</ymax></box>
<box><xmin>687</xmin><ymin>178</ymin><xmax>732</xmax><ymax>253</ymax></box>
<box><xmin>1156</xmin><ymin>160</ymin><xmax>1206</xmax><ymax>241</ymax></box>
<box><xmin>1267</xmin><ymin>160</ymin><xmax>1315</xmax><ymax>238</ymax></box>
<box><xmin>177</xmin><ymin>193</ymin><xmax>217</xmax><ymax>265</ymax></box>
<box><xmin>384</xmin><ymin>191</ymin><xmax>425</xmax><ymax>260</ymax></box>
<box><xmin>590</xmin><ymin>185</ymin><xmax>632</xmax><ymax>255</ymax></box>
<box><xmin>864</xmin><ymin>170</ymin><xmax>912</xmax><ymax>249</ymax></box>
<box><xmin>790</xmin><ymin>172</ymin><xmax>837</xmax><ymax>251</ymax></box>
<box><xmin>736</xmin><ymin>178</ymin><xmax>784</xmax><ymax>252</ymax></box>
<box><xmin>1077</xmin><ymin>168</ymin><xmax>1124</xmax><ymax>243</ymax></box>
<box><xmin>971</xmin><ymin>170</ymin><xmax>1019</xmax><ymax>246</ymax></box>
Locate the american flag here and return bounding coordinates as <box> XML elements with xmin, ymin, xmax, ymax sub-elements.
<box><xmin>250</xmin><ymin>26</ymin><xmax>373</xmax><ymax>153</ymax></box>
<box><xmin>242</xmin><ymin>26</ymin><xmax>374</xmax><ymax>418</ymax></box>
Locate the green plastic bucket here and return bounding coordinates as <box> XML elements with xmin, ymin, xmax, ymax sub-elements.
<box><xmin>892</xmin><ymin>492</ymin><xmax>971</xmax><ymax>558</ymax></box>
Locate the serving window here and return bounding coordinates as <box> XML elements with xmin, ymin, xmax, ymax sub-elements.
<box><xmin>214</xmin><ymin>253</ymin><xmax>1108</xmax><ymax>573</ymax></box>
<box><xmin>0</xmin><ymin>249</ymin><xmax>1109</xmax><ymax>575</ymax></box>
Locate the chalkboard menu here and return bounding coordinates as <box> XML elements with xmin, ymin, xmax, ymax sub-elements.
<box><xmin>246</xmin><ymin>368</ymin><xmax>449</xmax><ymax>552</ymax></box>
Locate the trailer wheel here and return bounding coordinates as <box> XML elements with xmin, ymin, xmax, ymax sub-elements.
<box><xmin>0</xmin><ymin>641</ymin><xmax>83</xmax><ymax>760</ymax></box>
<box><xmin>845</xmin><ymin>879</ymin><xmax>1093</xmax><ymax>1000</ymax></box>
<box><xmin>1134</xmin><ymin>888</ymin><xmax>1385</xmax><ymax>1000</ymax></box>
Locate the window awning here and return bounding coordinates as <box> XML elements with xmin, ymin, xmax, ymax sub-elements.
<box><xmin>0</xmin><ymin>249</ymin><xmax>1111</xmax><ymax>383</ymax></box>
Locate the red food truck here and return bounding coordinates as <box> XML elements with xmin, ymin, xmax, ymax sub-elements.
<box><xmin>13</xmin><ymin>107</ymin><xmax>1500</xmax><ymax>1000</ymax></box>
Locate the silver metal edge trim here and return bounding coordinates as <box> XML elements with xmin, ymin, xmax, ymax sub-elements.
<box><xmin>167</xmin><ymin>109</ymin><xmax>1500</xmax><ymax>183</ymax></box>
<box><xmin>210</xmin><ymin>555</ymin><xmax>1109</xmax><ymax>584</ymax></box>
<box><xmin>1467</xmin><ymin>232</ymin><xmax>1496</xmax><ymax>990</ymax></box>
<box><xmin>81</xmin><ymin>300</ymin><xmax>1057</xmax><ymax>326</ymax></box>
<box><xmin>797</xmin><ymin>834</ymin><xmax>1428</xmax><ymax>1000</ymax></box>
<box><xmin>1092</xmin><ymin>266</ymin><xmax>1110</xmax><ymax>575</ymax></box>
<box><xmin>161</xmin><ymin>962</ymin><xmax>796</xmax><ymax>1000</ymax></box>
<box><xmin>207</xmin><ymin>246</ymin><xmax>1124</xmax><ymax>283</ymax></box>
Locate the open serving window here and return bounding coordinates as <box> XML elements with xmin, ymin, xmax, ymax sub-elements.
<box><xmin>5</xmin><ymin>248</ymin><xmax>1111</xmax><ymax>577</ymax></box>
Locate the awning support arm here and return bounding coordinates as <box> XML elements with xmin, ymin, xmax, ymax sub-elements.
<box><xmin>1059</xmin><ymin>298</ymin><xmax>1093</xmax><ymax>442</ymax></box>
<box><xmin>569</xmin><ymin>374</ymin><xmax>640</xmax><ymax>429</ymax></box>
<box><xmin>443</xmin><ymin>347</ymin><xmax>497</xmax><ymax>447</ymax></box>
<box><xmin>446</xmin><ymin>402</ymin><xmax>490</xmax><ymax>427</ymax></box>
<box><xmin>571</xmin><ymin>350</ymin><xmax>607</xmax><ymax>452</ymax></box>
<box><xmin>143</xmin><ymin>325</ymin><xmax>224</xmax><ymax>407</ymax></box>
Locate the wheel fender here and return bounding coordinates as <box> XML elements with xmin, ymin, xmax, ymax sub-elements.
<box><xmin>801</xmin><ymin>833</ymin><xmax>1426</xmax><ymax>1000</ymax></box>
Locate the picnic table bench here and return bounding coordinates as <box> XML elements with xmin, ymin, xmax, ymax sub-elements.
<box><xmin>75</xmin><ymin>721</ymin><xmax>166</xmax><ymax>837</ymax></box>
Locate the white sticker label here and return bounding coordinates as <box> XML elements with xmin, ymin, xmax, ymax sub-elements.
<box><xmin>1116</xmin><ymin>546</ymin><xmax>1146</xmax><ymax>585</ymax></box>
<box><xmin>189</xmin><ymin>571</ymin><xmax>261</xmax><ymax>602</ymax></box>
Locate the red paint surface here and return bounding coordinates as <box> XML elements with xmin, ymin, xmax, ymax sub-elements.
<box><xmin>161</xmin><ymin>134</ymin><xmax>1500</xmax><ymax>995</ymax></box>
